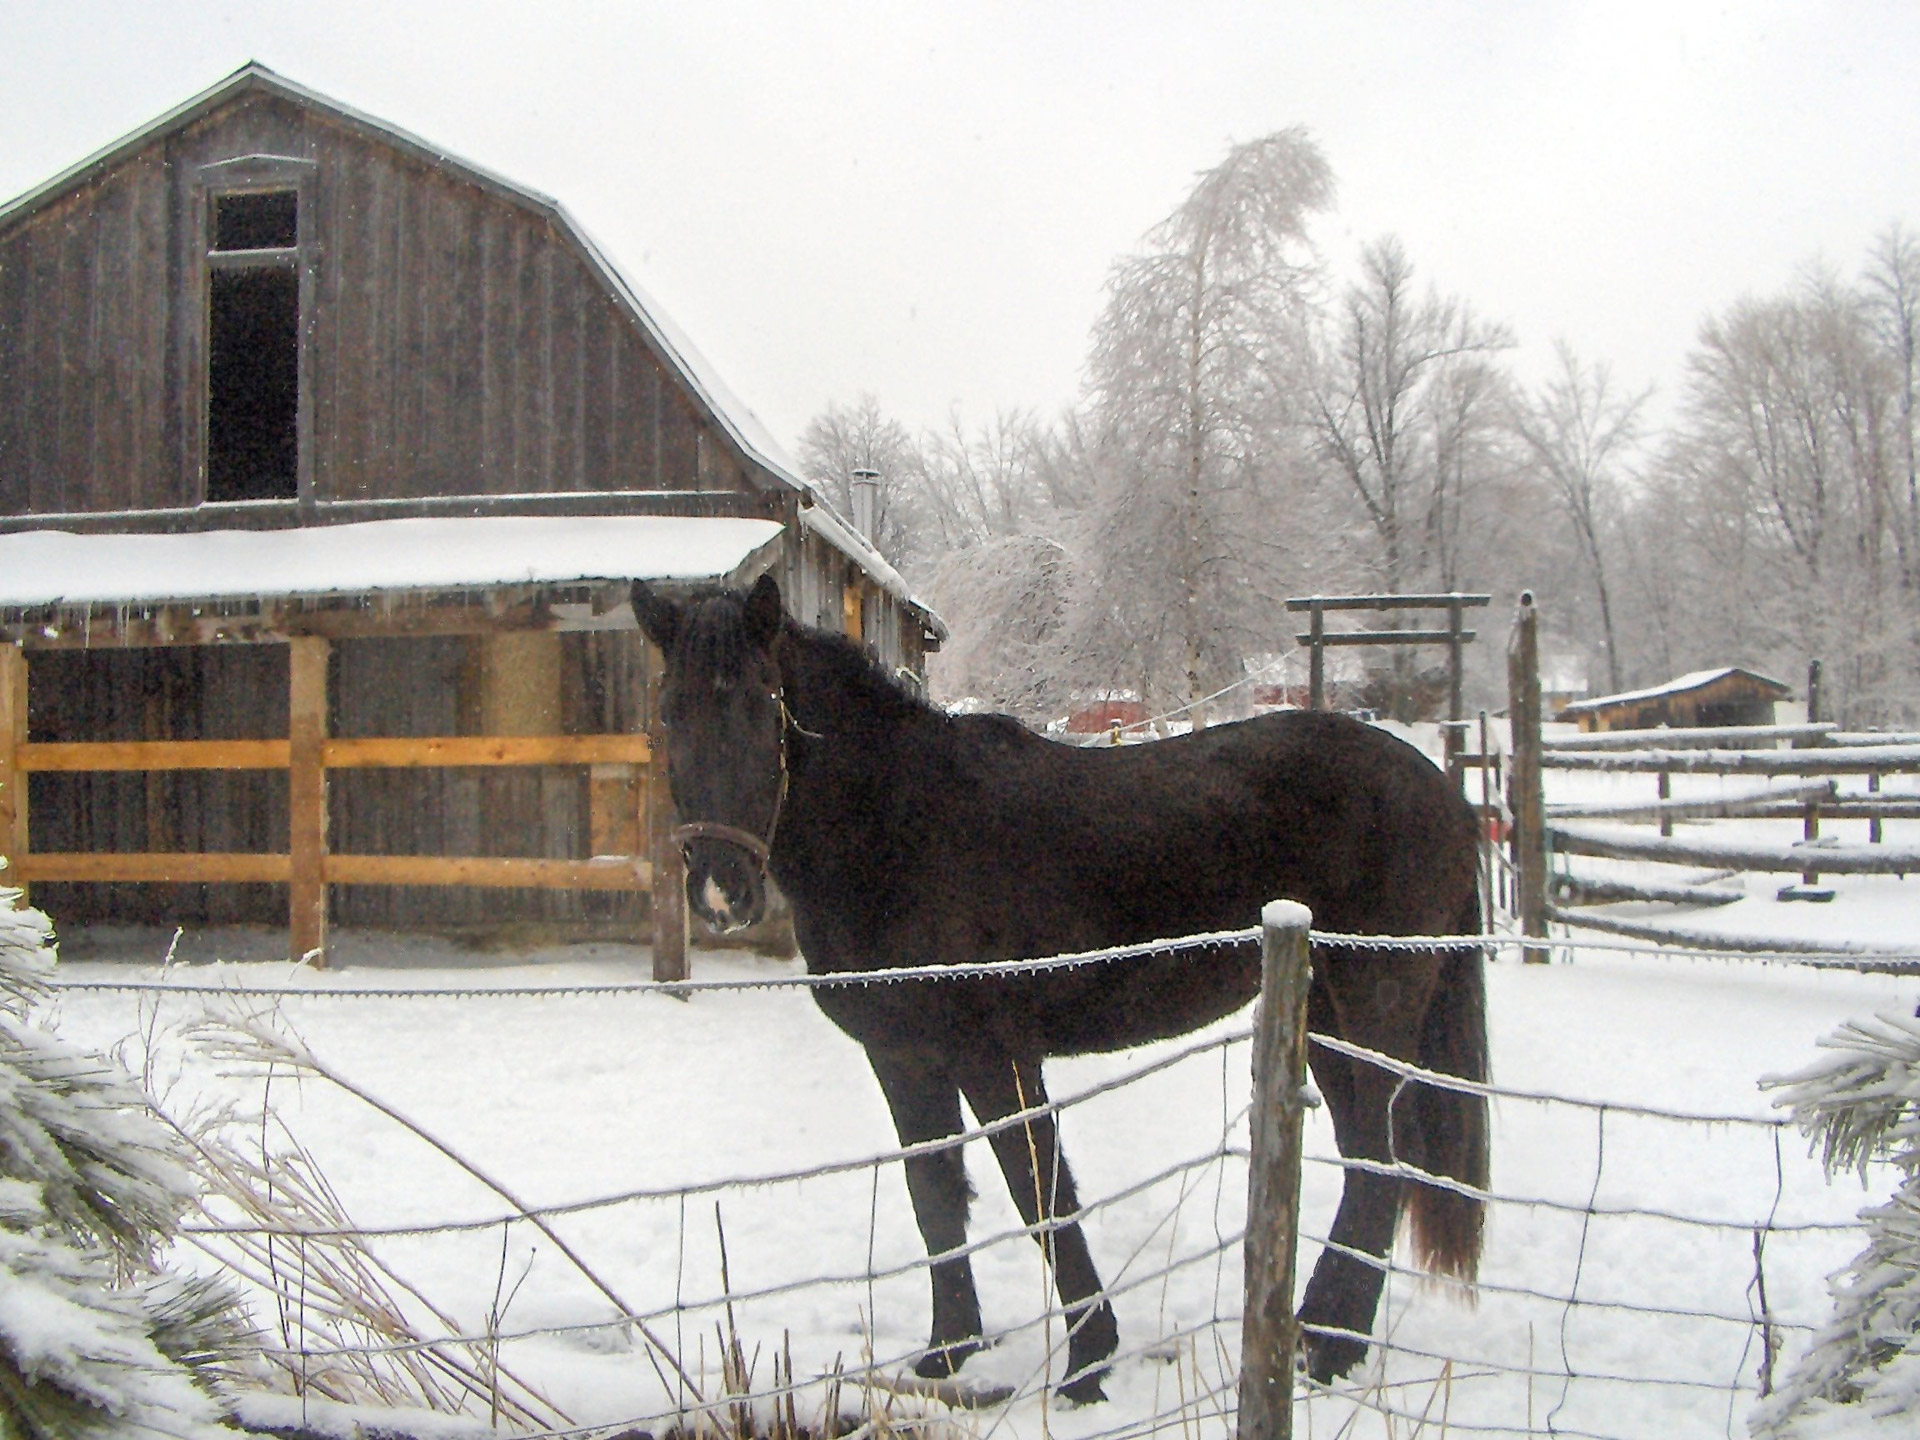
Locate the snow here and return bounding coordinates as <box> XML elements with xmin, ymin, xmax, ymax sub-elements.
<box><xmin>1562</xmin><ymin>666</ymin><xmax>1789</xmax><ymax>715</ymax></box>
<box><xmin>0</xmin><ymin>516</ymin><xmax>785</xmax><ymax>608</ymax></box>
<box><xmin>31</xmin><ymin>761</ymin><xmax>1920</xmax><ymax>1439</ymax></box>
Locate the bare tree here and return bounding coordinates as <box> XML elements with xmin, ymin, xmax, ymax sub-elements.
<box><xmin>1509</xmin><ymin>341</ymin><xmax>1650</xmax><ymax>692</ymax></box>
<box><xmin>794</xmin><ymin>393</ymin><xmax>927</xmax><ymax>571</ymax></box>
<box><xmin>1313</xmin><ymin>235</ymin><xmax>1515</xmax><ymax>597</ymax></box>
<box><xmin>1076</xmin><ymin>128</ymin><xmax>1335</xmax><ymax>724</ymax></box>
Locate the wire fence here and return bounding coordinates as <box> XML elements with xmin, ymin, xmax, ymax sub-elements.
<box><xmin>52</xmin><ymin>922</ymin><xmax>1898</xmax><ymax>1440</ymax></box>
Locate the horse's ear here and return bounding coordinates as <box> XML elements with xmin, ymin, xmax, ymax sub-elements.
<box><xmin>743</xmin><ymin>573</ymin><xmax>784</xmax><ymax>650</ymax></box>
<box><xmin>631</xmin><ymin>581</ymin><xmax>680</xmax><ymax>653</ymax></box>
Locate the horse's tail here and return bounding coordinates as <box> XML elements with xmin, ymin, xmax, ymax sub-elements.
<box><xmin>1402</xmin><ymin>887</ymin><xmax>1490</xmax><ymax>1284</ymax></box>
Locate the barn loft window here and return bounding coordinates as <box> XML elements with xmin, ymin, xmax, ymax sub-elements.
<box><xmin>206</xmin><ymin>189</ymin><xmax>300</xmax><ymax>502</ymax></box>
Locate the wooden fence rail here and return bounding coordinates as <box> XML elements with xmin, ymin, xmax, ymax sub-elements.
<box><xmin>1503</xmin><ymin>611</ymin><xmax>1920</xmax><ymax>945</ymax></box>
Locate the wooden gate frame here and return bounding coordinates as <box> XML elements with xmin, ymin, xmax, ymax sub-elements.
<box><xmin>0</xmin><ymin>639</ymin><xmax>688</xmax><ymax>977</ymax></box>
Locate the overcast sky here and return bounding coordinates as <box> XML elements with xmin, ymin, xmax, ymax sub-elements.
<box><xmin>6</xmin><ymin>2</ymin><xmax>1920</xmax><ymax>455</ymax></box>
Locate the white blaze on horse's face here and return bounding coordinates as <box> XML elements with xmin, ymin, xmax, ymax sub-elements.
<box><xmin>633</xmin><ymin>576</ymin><xmax>788</xmax><ymax>936</ymax></box>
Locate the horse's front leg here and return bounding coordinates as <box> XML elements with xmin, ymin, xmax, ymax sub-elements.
<box><xmin>866</xmin><ymin>1048</ymin><xmax>984</xmax><ymax>1378</ymax></box>
<box><xmin>955</xmin><ymin>1053</ymin><xmax>1118</xmax><ymax>1404</ymax></box>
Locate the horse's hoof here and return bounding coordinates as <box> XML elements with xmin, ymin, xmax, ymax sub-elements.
<box><xmin>1057</xmin><ymin>1368</ymin><xmax>1108</xmax><ymax>1405</ymax></box>
<box><xmin>914</xmin><ymin>1339</ymin><xmax>983</xmax><ymax>1379</ymax></box>
<box><xmin>1303</xmin><ymin>1332</ymin><xmax>1368</xmax><ymax>1385</ymax></box>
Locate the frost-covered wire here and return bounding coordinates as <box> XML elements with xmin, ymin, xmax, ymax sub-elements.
<box><xmin>188</xmin><ymin>1024</ymin><xmax>1251</xmax><ymax>1238</ymax></box>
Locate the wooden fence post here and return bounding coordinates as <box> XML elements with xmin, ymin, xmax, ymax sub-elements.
<box><xmin>288</xmin><ymin>637</ymin><xmax>330</xmax><ymax>965</ymax></box>
<box><xmin>1506</xmin><ymin>592</ymin><xmax>1549</xmax><ymax>963</ymax></box>
<box><xmin>1239</xmin><ymin>899</ymin><xmax>1313</xmax><ymax>1440</ymax></box>
<box><xmin>1307</xmin><ymin>601</ymin><xmax>1325</xmax><ymax>712</ymax></box>
<box><xmin>644</xmin><ymin>638</ymin><xmax>689</xmax><ymax>982</ymax></box>
<box><xmin>0</xmin><ymin>644</ymin><xmax>27</xmax><ymax>900</ymax></box>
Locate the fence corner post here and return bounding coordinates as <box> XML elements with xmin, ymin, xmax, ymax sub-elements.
<box><xmin>1239</xmin><ymin>899</ymin><xmax>1313</xmax><ymax>1440</ymax></box>
<box><xmin>1506</xmin><ymin>592</ymin><xmax>1548</xmax><ymax>963</ymax></box>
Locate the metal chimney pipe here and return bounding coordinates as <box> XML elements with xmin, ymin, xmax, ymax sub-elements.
<box><xmin>850</xmin><ymin>467</ymin><xmax>880</xmax><ymax>543</ymax></box>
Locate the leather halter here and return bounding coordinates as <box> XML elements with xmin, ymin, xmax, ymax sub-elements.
<box><xmin>668</xmin><ymin>692</ymin><xmax>807</xmax><ymax>875</ymax></box>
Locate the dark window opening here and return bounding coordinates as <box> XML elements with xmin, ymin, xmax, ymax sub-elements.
<box><xmin>207</xmin><ymin>266</ymin><xmax>299</xmax><ymax>501</ymax></box>
<box><xmin>214</xmin><ymin>190</ymin><xmax>297</xmax><ymax>251</ymax></box>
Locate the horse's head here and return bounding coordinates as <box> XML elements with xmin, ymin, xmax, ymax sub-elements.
<box><xmin>632</xmin><ymin>573</ymin><xmax>789</xmax><ymax>934</ymax></box>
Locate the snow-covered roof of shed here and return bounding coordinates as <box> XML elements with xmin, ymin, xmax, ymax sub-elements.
<box><xmin>1559</xmin><ymin>666</ymin><xmax>1792</xmax><ymax>714</ymax></box>
<box><xmin>0</xmin><ymin>63</ymin><xmax>933</xmax><ymax>629</ymax></box>
<box><xmin>0</xmin><ymin>516</ymin><xmax>784</xmax><ymax>608</ymax></box>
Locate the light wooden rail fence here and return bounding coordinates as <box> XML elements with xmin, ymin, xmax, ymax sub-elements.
<box><xmin>0</xmin><ymin>642</ymin><xmax>677</xmax><ymax>971</ymax></box>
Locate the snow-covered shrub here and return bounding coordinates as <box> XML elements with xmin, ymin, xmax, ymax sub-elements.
<box><xmin>1754</xmin><ymin>1011</ymin><xmax>1920</xmax><ymax>1434</ymax></box>
<box><xmin>0</xmin><ymin>887</ymin><xmax>252</xmax><ymax>1439</ymax></box>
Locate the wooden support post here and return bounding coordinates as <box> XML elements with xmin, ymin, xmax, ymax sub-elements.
<box><xmin>1507</xmin><ymin>592</ymin><xmax>1549</xmax><ymax>963</ymax></box>
<box><xmin>1307</xmin><ymin>601</ymin><xmax>1325</xmax><ymax>712</ymax></box>
<box><xmin>644</xmin><ymin>638</ymin><xmax>688</xmax><ymax>982</ymax></box>
<box><xmin>1445</xmin><ymin>597</ymin><xmax>1466</xmax><ymax>770</ymax></box>
<box><xmin>1657</xmin><ymin>770</ymin><xmax>1673</xmax><ymax>839</ymax></box>
<box><xmin>1869</xmin><ymin>771</ymin><xmax>1883</xmax><ymax>844</ymax></box>
<box><xmin>0</xmin><ymin>644</ymin><xmax>27</xmax><ymax>899</ymax></box>
<box><xmin>1478</xmin><ymin>709</ymin><xmax>1496</xmax><ymax>930</ymax></box>
<box><xmin>647</xmin><ymin>767</ymin><xmax>688</xmax><ymax>981</ymax></box>
<box><xmin>287</xmin><ymin>637</ymin><xmax>330</xmax><ymax>965</ymax></box>
<box><xmin>1782</xmin><ymin>658</ymin><xmax>1830</xmax><ymax>900</ymax></box>
<box><xmin>1238</xmin><ymin>899</ymin><xmax>1312</xmax><ymax>1440</ymax></box>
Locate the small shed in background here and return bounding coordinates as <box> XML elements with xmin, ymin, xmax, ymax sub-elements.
<box><xmin>0</xmin><ymin>63</ymin><xmax>941</xmax><ymax>973</ymax></box>
<box><xmin>1556</xmin><ymin>667</ymin><xmax>1792</xmax><ymax>734</ymax></box>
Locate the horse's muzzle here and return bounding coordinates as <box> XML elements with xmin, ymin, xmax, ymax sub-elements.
<box><xmin>681</xmin><ymin>840</ymin><xmax>768</xmax><ymax>934</ymax></box>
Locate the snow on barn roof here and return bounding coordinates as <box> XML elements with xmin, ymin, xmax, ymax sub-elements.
<box><xmin>0</xmin><ymin>516</ymin><xmax>784</xmax><ymax>608</ymax></box>
<box><xmin>0</xmin><ymin>63</ymin><xmax>935</xmax><ymax>630</ymax></box>
<box><xmin>1559</xmin><ymin>666</ymin><xmax>1791</xmax><ymax>714</ymax></box>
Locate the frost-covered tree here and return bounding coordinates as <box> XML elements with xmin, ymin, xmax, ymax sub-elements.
<box><xmin>1075</xmin><ymin>128</ymin><xmax>1335</xmax><ymax>724</ymax></box>
<box><xmin>1755</xmin><ymin>1012</ymin><xmax>1920</xmax><ymax>1433</ymax></box>
<box><xmin>794</xmin><ymin>393</ymin><xmax>927</xmax><ymax>572</ymax></box>
<box><xmin>1313</xmin><ymin>235</ymin><xmax>1515</xmax><ymax>599</ymax></box>
<box><xmin>1508</xmin><ymin>342</ymin><xmax>1650</xmax><ymax>693</ymax></box>
<box><xmin>0</xmin><ymin>890</ymin><xmax>252</xmax><ymax>1439</ymax></box>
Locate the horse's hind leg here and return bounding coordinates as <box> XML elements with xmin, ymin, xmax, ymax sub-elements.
<box><xmin>868</xmin><ymin>1049</ymin><xmax>984</xmax><ymax>1378</ymax></box>
<box><xmin>956</xmin><ymin>1054</ymin><xmax>1118</xmax><ymax>1404</ymax></box>
<box><xmin>1297</xmin><ymin>1040</ymin><xmax>1405</xmax><ymax>1382</ymax></box>
<box><xmin>1296</xmin><ymin>955</ymin><xmax>1435</xmax><ymax>1384</ymax></box>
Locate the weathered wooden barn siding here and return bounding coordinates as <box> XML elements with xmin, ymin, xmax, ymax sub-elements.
<box><xmin>0</xmin><ymin>68</ymin><xmax>934</xmax><ymax>938</ymax></box>
<box><xmin>27</xmin><ymin>632</ymin><xmax>653</xmax><ymax>930</ymax></box>
<box><xmin>0</xmin><ymin>89</ymin><xmax>737</xmax><ymax>514</ymax></box>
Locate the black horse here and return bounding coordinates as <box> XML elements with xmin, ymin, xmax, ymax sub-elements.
<box><xmin>633</xmin><ymin>575</ymin><xmax>1488</xmax><ymax>1401</ymax></box>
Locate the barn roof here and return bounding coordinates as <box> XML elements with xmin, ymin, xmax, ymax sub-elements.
<box><xmin>0</xmin><ymin>516</ymin><xmax>785</xmax><ymax>609</ymax></box>
<box><xmin>0</xmin><ymin>63</ymin><xmax>934</xmax><ymax>628</ymax></box>
<box><xmin>1559</xmin><ymin>666</ymin><xmax>1792</xmax><ymax>715</ymax></box>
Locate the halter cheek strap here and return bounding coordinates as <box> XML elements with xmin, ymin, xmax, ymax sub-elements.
<box><xmin>668</xmin><ymin>690</ymin><xmax>806</xmax><ymax>875</ymax></box>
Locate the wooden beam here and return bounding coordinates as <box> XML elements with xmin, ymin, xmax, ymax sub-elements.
<box><xmin>1548</xmin><ymin>905</ymin><xmax>1920</xmax><ymax>965</ymax></box>
<box><xmin>0</xmin><ymin>646</ymin><xmax>27</xmax><ymax>898</ymax></box>
<box><xmin>1553</xmin><ymin>874</ymin><xmax>1743</xmax><ymax>907</ymax></box>
<box><xmin>1286</xmin><ymin>593</ymin><xmax>1492</xmax><ymax>611</ymax></box>
<box><xmin>288</xmin><ymin>637</ymin><xmax>330</xmax><ymax>965</ymax></box>
<box><xmin>1546</xmin><ymin>779</ymin><xmax>1837</xmax><ymax>821</ymax></box>
<box><xmin>17</xmin><ymin>852</ymin><xmax>291</xmax><ymax>884</ymax></box>
<box><xmin>1550</xmin><ymin>823</ymin><xmax>1920</xmax><ymax>876</ymax></box>
<box><xmin>19</xmin><ymin>739</ymin><xmax>292</xmax><ymax>771</ymax></box>
<box><xmin>323</xmin><ymin>735</ymin><xmax>652</xmax><ymax>768</ymax></box>
<box><xmin>1293</xmin><ymin>629</ymin><xmax>1477</xmax><ymax>646</ymax></box>
<box><xmin>1547</xmin><ymin>723</ymin><xmax>1837</xmax><ymax>752</ymax></box>
<box><xmin>3</xmin><ymin>735</ymin><xmax>652</xmax><ymax>771</ymax></box>
<box><xmin>12</xmin><ymin>851</ymin><xmax>652</xmax><ymax>890</ymax></box>
<box><xmin>1543</xmin><ymin>745</ymin><xmax>1920</xmax><ymax>775</ymax></box>
<box><xmin>324</xmin><ymin>855</ymin><xmax>651</xmax><ymax>891</ymax></box>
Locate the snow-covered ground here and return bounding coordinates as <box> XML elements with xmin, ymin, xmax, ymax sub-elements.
<box><xmin>37</xmin><ymin>759</ymin><xmax>1920</xmax><ymax>1440</ymax></box>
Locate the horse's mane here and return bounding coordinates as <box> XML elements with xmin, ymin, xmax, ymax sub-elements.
<box><xmin>782</xmin><ymin>615</ymin><xmax>935</xmax><ymax>727</ymax></box>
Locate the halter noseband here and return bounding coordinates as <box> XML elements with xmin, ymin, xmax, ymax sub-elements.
<box><xmin>668</xmin><ymin>692</ymin><xmax>811</xmax><ymax>876</ymax></box>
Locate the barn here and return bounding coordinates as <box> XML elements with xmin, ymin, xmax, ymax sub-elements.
<box><xmin>1556</xmin><ymin>666</ymin><xmax>1792</xmax><ymax>734</ymax></box>
<box><xmin>0</xmin><ymin>63</ymin><xmax>941</xmax><ymax>974</ymax></box>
